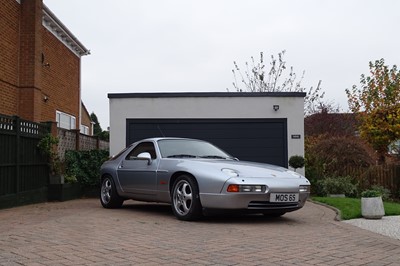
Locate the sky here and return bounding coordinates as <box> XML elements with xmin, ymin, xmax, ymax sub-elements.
<box><xmin>44</xmin><ymin>0</ymin><xmax>400</xmax><ymax>129</ymax></box>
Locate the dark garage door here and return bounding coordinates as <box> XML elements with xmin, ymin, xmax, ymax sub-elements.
<box><xmin>126</xmin><ymin>119</ymin><xmax>288</xmax><ymax>167</ymax></box>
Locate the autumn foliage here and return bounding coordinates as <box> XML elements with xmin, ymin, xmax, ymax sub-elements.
<box><xmin>346</xmin><ymin>58</ymin><xmax>400</xmax><ymax>162</ymax></box>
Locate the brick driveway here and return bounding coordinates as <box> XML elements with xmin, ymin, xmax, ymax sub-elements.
<box><xmin>0</xmin><ymin>199</ymin><xmax>399</xmax><ymax>266</ymax></box>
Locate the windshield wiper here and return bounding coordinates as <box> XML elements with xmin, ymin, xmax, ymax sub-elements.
<box><xmin>199</xmin><ymin>155</ymin><xmax>228</xmax><ymax>159</ymax></box>
<box><xmin>167</xmin><ymin>154</ymin><xmax>198</xmax><ymax>158</ymax></box>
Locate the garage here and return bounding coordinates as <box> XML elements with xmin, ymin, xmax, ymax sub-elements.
<box><xmin>126</xmin><ymin>118</ymin><xmax>287</xmax><ymax>167</ymax></box>
<box><xmin>109</xmin><ymin>92</ymin><xmax>305</xmax><ymax>174</ymax></box>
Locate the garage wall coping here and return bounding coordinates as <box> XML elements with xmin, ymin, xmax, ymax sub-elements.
<box><xmin>108</xmin><ymin>92</ymin><xmax>306</xmax><ymax>98</ymax></box>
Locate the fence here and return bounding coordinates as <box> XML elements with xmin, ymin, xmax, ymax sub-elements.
<box><xmin>0</xmin><ymin>115</ymin><xmax>50</xmax><ymax>208</ymax></box>
<box><xmin>0</xmin><ymin>115</ymin><xmax>110</xmax><ymax>208</ymax></box>
<box><xmin>345</xmin><ymin>164</ymin><xmax>400</xmax><ymax>197</ymax></box>
<box><xmin>57</xmin><ymin>128</ymin><xmax>109</xmax><ymax>160</ymax></box>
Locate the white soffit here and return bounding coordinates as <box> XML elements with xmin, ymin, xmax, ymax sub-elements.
<box><xmin>42</xmin><ymin>5</ymin><xmax>90</xmax><ymax>57</ymax></box>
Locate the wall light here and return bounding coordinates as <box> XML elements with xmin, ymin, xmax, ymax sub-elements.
<box><xmin>273</xmin><ymin>105</ymin><xmax>279</xmax><ymax>111</ymax></box>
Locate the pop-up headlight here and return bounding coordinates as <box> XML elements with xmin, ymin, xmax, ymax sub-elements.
<box><xmin>221</xmin><ymin>168</ymin><xmax>239</xmax><ymax>177</ymax></box>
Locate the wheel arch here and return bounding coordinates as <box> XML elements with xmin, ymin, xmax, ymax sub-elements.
<box><xmin>100</xmin><ymin>172</ymin><xmax>124</xmax><ymax>196</ymax></box>
<box><xmin>169</xmin><ymin>171</ymin><xmax>198</xmax><ymax>193</ymax></box>
<box><xmin>100</xmin><ymin>173</ymin><xmax>112</xmax><ymax>181</ymax></box>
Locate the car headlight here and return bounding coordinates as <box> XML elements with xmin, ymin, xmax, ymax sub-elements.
<box><xmin>221</xmin><ymin>168</ymin><xmax>239</xmax><ymax>177</ymax></box>
<box><xmin>299</xmin><ymin>185</ymin><xmax>310</xmax><ymax>193</ymax></box>
<box><xmin>227</xmin><ymin>184</ymin><xmax>266</xmax><ymax>193</ymax></box>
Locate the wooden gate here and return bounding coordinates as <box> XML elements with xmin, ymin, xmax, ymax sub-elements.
<box><xmin>0</xmin><ymin>115</ymin><xmax>50</xmax><ymax>208</ymax></box>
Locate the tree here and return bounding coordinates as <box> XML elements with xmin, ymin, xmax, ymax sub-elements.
<box><xmin>232</xmin><ymin>50</ymin><xmax>325</xmax><ymax>116</ymax></box>
<box><xmin>90</xmin><ymin>112</ymin><xmax>102</xmax><ymax>136</ymax></box>
<box><xmin>345</xmin><ymin>58</ymin><xmax>400</xmax><ymax>162</ymax></box>
<box><xmin>90</xmin><ymin>112</ymin><xmax>109</xmax><ymax>141</ymax></box>
<box><xmin>305</xmin><ymin>135</ymin><xmax>376</xmax><ymax>178</ymax></box>
<box><xmin>304</xmin><ymin>111</ymin><xmax>357</xmax><ymax>137</ymax></box>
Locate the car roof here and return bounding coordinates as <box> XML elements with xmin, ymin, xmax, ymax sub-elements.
<box><xmin>130</xmin><ymin>137</ymin><xmax>204</xmax><ymax>145</ymax></box>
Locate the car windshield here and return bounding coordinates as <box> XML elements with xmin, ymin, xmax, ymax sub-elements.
<box><xmin>158</xmin><ymin>139</ymin><xmax>232</xmax><ymax>159</ymax></box>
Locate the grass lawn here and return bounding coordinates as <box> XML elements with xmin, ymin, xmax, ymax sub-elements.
<box><xmin>311</xmin><ymin>197</ymin><xmax>400</xmax><ymax>220</ymax></box>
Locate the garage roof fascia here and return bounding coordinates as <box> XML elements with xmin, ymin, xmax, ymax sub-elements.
<box><xmin>108</xmin><ymin>92</ymin><xmax>306</xmax><ymax>99</ymax></box>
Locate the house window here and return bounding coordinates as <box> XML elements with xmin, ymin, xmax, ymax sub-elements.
<box><xmin>56</xmin><ymin>111</ymin><xmax>76</xmax><ymax>130</ymax></box>
<box><xmin>80</xmin><ymin>125</ymin><xmax>89</xmax><ymax>135</ymax></box>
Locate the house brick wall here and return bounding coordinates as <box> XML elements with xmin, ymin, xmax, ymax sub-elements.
<box><xmin>81</xmin><ymin>103</ymin><xmax>93</xmax><ymax>134</ymax></box>
<box><xmin>0</xmin><ymin>0</ymin><xmax>20</xmax><ymax>115</ymax></box>
<box><xmin>41</xmin><ymin>30</ymin><xmax>80</xmax><ymax>126</ymax></box>
<box><xmin>0</xmin><ymin>0</ymin><xmax>81</xmax><ymax>129</ymax></box>
<box><xmin>18</xmin><ymin>0</ymin><xmax>43</xmax><ymax>122</ymax></box>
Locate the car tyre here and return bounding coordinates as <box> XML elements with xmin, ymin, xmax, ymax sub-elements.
<box><xmin>100</xmin><ymin>176</ymin><xmax>124</xmax><ymax>208</ymax></box>
<box><xmin>171</xmin><ymin>175</ymin><xmax>202</xmax><ymax>221</ymax></box>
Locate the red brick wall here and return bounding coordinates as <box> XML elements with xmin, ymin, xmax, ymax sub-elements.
<box><xmin>0</xmin><ymin>0</ymin><xmax>20</xmax><ymax>115</ymax></box>
<box><xmin>81</xmin><ymin>104</ymin><xmax>92</xmax><ymax>127</ymax></box>
<box><xmin>41</xmin><ymin>30</ymin><xmax>80</xmax><ymax>126</ymax></box>
<box><xmin>18</xmin><ymin>0</ymin><xmax>43</xmax><ymax>121</ymax></box>
<box><xmin>0</xmin><ymin>0</ymin><xmax>81</xmax><ymax>129</ymax></box>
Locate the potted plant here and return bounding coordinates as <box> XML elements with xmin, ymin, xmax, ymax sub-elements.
<box><xmin>37</xmin><ymin>134</ymin><xmax>63</xmax><ymax>184</ymax></box>
<box><xmin>38</xmin><ymin>134</ymin><xmax>82</xmax><ymax>201</ymax></box>
<box><xmin>289</xmin><ymin>155</ymin><xmax>305</xmax><ymax>172</ymax></box>
<box><xmin>361</xmin><ymin>189</ymin><xmax>385</xmax><ymax>219</ymax></box>
<box><xmin>48</xmin><ymin>174</ymin><xmax>82</xmax><ymax>201</ymax></box>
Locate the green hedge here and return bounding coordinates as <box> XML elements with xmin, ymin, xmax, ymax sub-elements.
<box><xmin>65</xmin><ymin>150</ymin><xmax>109</xmax><ymax>187</ymax></box>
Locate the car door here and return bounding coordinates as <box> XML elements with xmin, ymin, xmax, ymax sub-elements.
<box><xmin>117</xmin><ymin>142</ymin><xmax>158</xmax><ymax>198</ymax></box>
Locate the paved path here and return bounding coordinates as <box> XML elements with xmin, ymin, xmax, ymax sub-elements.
<box><xmin>0</xmin><ymin>199</ymin><xmax>399</xmax><ymax>265</ymax></box>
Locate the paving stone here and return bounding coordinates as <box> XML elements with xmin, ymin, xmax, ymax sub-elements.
<box><xmin>0</xmin><ymin>199</ymin><xmax>399</xmax><ymax>265</ymax></box>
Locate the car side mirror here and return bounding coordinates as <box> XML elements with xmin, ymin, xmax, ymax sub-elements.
<box><xmin>137</xmin><ymin>152</ymin><xmax>152</xmax><ymax>165</ymax></box>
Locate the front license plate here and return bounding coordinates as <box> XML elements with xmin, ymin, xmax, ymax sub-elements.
<box><xmin>270</xmin><ymin>193</ymin><xmax>299</xmax><ymax>203</ymax></box>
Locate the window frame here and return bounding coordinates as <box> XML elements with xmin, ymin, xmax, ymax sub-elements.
<box><xmin>56</xmin><ymin>110</ymin><xmax>76</xmax><ymax>130</ymax></box>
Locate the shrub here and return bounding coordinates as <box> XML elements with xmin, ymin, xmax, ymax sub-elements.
<box><xmin>289</xmin><ymin>155</ymin><xmax>305</xmax><ymax>171</ymax></box>
<box><xmin>370</xmin><ymin>185</ymin><xmax>391</xmax><ymax>200</ymax></box>
<box><xmin>37</xmin><ymin>134</ymin><xmax>61</xmax><ymax>175</ymax></box>
<box><xmin>305</xmin><ymin>135</ymin><xmax>376</xmax><ymax>178</ymax></box>
<box><xmin>361</xmin><ymin>189</ymin><xmax>381</xmax><ymax>198</ymax></box>
<box><xmin>64</xmin><ymin>174</ymin><xmax>78</xmax><ymax>184</ymax></box>
<box><xmin>317</xmin><ymin>176</ymin><xmax>358</xmax><ymax>197</ymax></box>
<box><xmin>65</xmin><ymin>149</ymin><xmax>109</xmax><ymax>187</ymax></box>
<box><xmin>310</xmin><ymin>178</ymin><xmax>326</xmax><ymax>196</ymax></box>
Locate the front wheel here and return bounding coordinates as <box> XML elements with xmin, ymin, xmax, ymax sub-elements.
<box><xmin>100</xmin><ymin>176</ymin><xmax>124</xmax><ymax>208</ymax></box>
<box><xmin>171</xmin><ymin>175</ymin><xmax>202</xmax><ymax>221</ymax></box>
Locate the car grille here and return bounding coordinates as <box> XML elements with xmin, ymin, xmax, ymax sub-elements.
<box><xmin>248</xmin><ymin>201</ymin><xmax>299</xmax><ymax>209</ymax></box>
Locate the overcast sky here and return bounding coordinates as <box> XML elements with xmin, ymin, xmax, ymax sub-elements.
<box><xmin>44</xmin><ymin>0</ymin><xmax>400</xmax><ymax>129</ymax></box>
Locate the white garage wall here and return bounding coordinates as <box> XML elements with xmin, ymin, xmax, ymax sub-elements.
<box><xmin>109</xmin><ymin>93</ymin><xmax>305</xmax><ymax>174</ymax></box>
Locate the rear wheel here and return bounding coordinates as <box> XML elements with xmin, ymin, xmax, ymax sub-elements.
<box><xmin>171</xmin><ymin>175</ymin><xmax>202</xmax><ymax>221</ymax></box>
<box><xmin>100</xmin><ymin>176</ymin><xmax>123</xmax><ymax>208</ymax></box>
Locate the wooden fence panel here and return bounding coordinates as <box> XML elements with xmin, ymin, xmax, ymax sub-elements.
<box><xmin>345</xmin><ymin>164</ymin><xmax>400</xmax><ymax>197</ymax></box>
<box><xmin>0</xmin><ymin>115</ymin><xmax>49</xmax><ymax>208</ymax></box>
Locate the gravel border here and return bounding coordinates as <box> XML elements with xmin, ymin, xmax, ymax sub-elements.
<box><xmin>343</xmin><ymin>216</ymin><xmax>400</xmax><ymax>240</ymax></box>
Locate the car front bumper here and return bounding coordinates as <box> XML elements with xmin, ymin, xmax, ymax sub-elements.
<box><xmin>199</xmin><ymin>191</ymin><xmax>309</xmax><ymax>211</ymax></box>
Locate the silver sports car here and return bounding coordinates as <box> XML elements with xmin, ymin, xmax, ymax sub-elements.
<box><xmin>100</xmin><ymin>138</ymin><xmax>310</xmax><ymax>220</ymax></box>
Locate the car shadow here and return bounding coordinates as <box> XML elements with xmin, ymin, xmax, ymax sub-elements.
<box><xmin>119</xmin><ymin>200</ymin><xmax>300</xmax><ymax>225</ymax></box>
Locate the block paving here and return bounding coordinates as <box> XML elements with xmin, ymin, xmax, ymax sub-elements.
<box><xmin>0</xmin><ymin>199</ymin><xmax>399</xmax><ymax>265</ymax></box>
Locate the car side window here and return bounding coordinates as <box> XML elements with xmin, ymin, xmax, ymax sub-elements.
<box><xmin>126</xmin><ymin>142</ymin><xmax>157</xmax><ymax>160</ymax></box>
